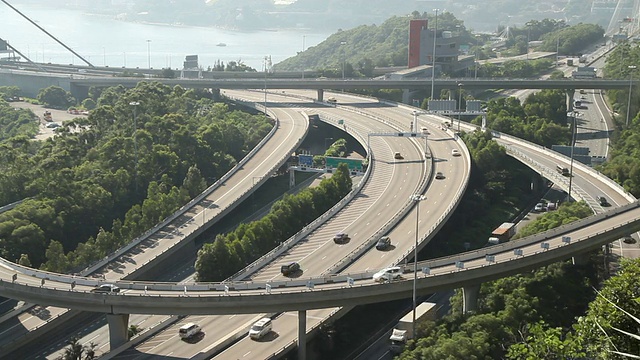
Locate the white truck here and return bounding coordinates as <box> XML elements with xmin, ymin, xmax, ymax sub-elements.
<box><xmin>389</xmin><ymin>301</ymin><xmax>437</xmax><ymax>353</ymax></box>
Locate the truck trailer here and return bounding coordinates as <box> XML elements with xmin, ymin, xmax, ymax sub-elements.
<box><xmin>390</xmin><ymin>302</ymin><xmax>438</xmax><ymax>353</ymax></box>
<box><xmin>490</xmin><ymin>222</ymin><xmax>516</xmax><ymax>243</ymax></box>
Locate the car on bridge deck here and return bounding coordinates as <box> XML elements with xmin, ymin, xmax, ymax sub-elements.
<box><xmin>280</xmin><ymin>262</ymin><xmax>301</xmax><ymax>276</ymax></box>
<box><xmin>333</xmin><ymin>232</ymin><xmax>350</xmax><ymax>244</ymax></box>
<box><xmin>375</xmin><ymin>236</ymin><xmax>391</xmax><ymax>250</ymax></box>
<box><xmin>91</xmin><ymin>284</ymin><xmax>120</xmax><ymax>294</ymax></box>
<box><xmin>451</xmin><ymin>149</ymin><xmax>461</xmax><ymax>157</ymax></box>
<box><xmin>597</xmin><ymin>196</ymin><xmax>610</xmax><ymax>207</ymax></box>
<box><xmin>373</xmin><ymin>266</ymin><xmax>403</xmax><ymax>282</ymax></box>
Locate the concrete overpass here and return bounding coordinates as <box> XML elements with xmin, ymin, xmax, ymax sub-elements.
<box><xmin>0</xmin><ymin>68</ymin><xmax>631</xmax><ymax>101</ymax></box>
<box><xmin>0</xmin><ymin>199</ymin><xmax>638</xmax><ymax>345</ymax></box>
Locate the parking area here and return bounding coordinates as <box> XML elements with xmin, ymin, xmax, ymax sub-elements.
<box><xmin>10</xmin><ymin>101</ymin><xmax>87</xmax><ymax>140</ymax></box>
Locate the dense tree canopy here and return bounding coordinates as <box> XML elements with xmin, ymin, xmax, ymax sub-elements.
<box><xmin>36</xmin><ymin>86</ymin><xmax>76</xmax><ymax>109</ymax></box>
<box><xmin>0</xmin><ymin>82</ymin><xmax>273</xmax><ymax>272</ymax></box>
<box><xmin>477</xmin><ymin>90</ymin><xmax>569</xmax><ymax>147</ymax></box>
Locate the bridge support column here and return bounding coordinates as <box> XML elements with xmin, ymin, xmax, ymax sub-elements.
<box><xmin>298</xmin><ymin>310</ymin><xmax>307</xmax><ymax>360</ymax></box>
<box><xmin>107</xmin><ymin>313</ymin><xmax>130</xmax><ymax>350</ymax></box>
<box><xmin>572</xmin><ymin>252</ymin><xmax>590</xmax><ymax>265</ymax></box>
<box><xmin>566</xmin><ymin>89</ymin><xmax>575</xmax><ymax>112</ymax></box>
<box><xmin>462</xmin><ymin>285</ymin><xmax>480</xmax><ymax>314</ymax></box>
<box><xmin>289</xmin><ymin>168</ymin><xmax>296</xmax><ymax>189</ymax></box>
<box><xmin>317</xmin><ymin>89</ymin><xmax>324</xmax><ymax>102</ymax></box>
<box><xmin>402</xmin><ymin>89</ymin><xmax>410</xmax><ymax>104</ymax></box>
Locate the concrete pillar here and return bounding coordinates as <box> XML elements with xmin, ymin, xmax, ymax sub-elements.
<box><xmin>572</xmin><ymin>252</ymin><xmax>590</xmax><ymax>265</ymax></box>
<box><xmin>289</xmin><ymin>168</ymin><xmax>296</xmax><ymax>189</ymax></box>
<box><xmin>298</xmin><ymin>310</ymin><xmax>307</xmax><ymax>360</ymax></box>
<box><xmin>566</xmin><ymin>89</ymin><xmax>575</xmax><ymax>112</ymax></box>
<box><xmin>107</xmin><ymin>313</ymin><xmax>130</xmax><ymax>350</ymax></box>
<box><xmin>317</xmin><ymin>89</ymin><xmax>324</xmax><ymax>102</ymax></box>
<box><xmin>462</xmin><ymin>285</ymin><xmax>480</xmax><ymax>314</ymax></box>
<box><xmin>402</xmin><ymin>89</ymin><xmax>410</xmax><ymax>104</ymax></box>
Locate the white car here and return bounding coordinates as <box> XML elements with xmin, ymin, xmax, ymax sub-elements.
<box><xmin>373</xmin><ymin>266</ymin><xmax>403</xmax><ymax>282</ymax></box>
<box><xmin>46</xmin><ymin>122</ymin><xmax>60</xmax><ymax>129</ymax></box>
<box><xmin>451</xmin><ymin>149</ymin><xmax>461</xmax><ymax>157</ymax></box>
<box><xmin>249</xmin><ymin>317</ymin><xmax>272</xmax><ymax>340</ymax></box>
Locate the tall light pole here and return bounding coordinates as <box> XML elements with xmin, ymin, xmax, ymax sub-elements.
<box><xmin>567</xmin><ymin>111</ymin><xmax>577</xmax><ymax>202</ymax></box>
<box><xmin>264</xmin><ymin>56</ymin><xmax>269</xmax><ymax>116</ymax></box>
<box><xmin>129</xmin><ymin>101</ymin><xmax>140</xmax><ymax>194</ymax></box>
<box><xmin>340</xmin><ymin>41</ymin><xmax>347</xmax><ymax>80</ymax></box>
<box><xmin>474</xmin><ymin>35</ymin><xmax>480</xmax><ymax>79</ymax></box>
<box><xmin>526</xmin><ymin>26</ymin><xmax>530</xmax><ymax>60</ymax></box>
<box><xmin>302</xmin><ymin>35</ymin><xmax>306</xmax><ymax>79</ymax></box>
<box><xmin>430</xmin><ymin>9</ymin><xmax>439</xmax><ymax>100</ymax></box>
<box><xmin>457</xmin><ymin>83</ymin><xmax>463</xmax><ymax>132</ymax></box>
<box><xmin>409</xmin><ymin>194</ymin><xmax>425</xmax><ymax>342</ymax></box>
<box><xmin>627</xmin><ymin>65</ymin><xmax>637</xmax><ymax>127</ymax></box>
<box><xmin>146</xmin><ymin>40</ymin><xmax>151</xmax><ymax>69</ymax></box>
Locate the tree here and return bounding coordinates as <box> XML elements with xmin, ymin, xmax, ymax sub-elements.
<box><xmin>575</xmin><ymin>259</ymin><xmax>640</xmax><ymax>358</ymax></box>
<box><xmin>18</xmin><ymin>253</ymin><xmax>31</xmax><ymax>267</ymax></box>
<box><xmin>37</xmin><ymin>86</ymin><xmax>75</xmax><ymax>109</ymax></box>
<box><xmin>182</xmin><ymin>165</ymin><xmax>207</xmax><ymax>199</ymax></box>
<box><xmin>58</xmin><ymin>337</ymin><xmax>96</xmax><ymax>360</ymax></box>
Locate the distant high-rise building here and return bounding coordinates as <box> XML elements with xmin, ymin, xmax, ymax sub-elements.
<box><xmin>408</xmin><ymin>19</ymin><xmax>428</xmax><ymax>68</ymax></box>
<box><xmin>408</xmin><ymin>19</ymin><xmax>462</xmax><ymax>72</ymax></box>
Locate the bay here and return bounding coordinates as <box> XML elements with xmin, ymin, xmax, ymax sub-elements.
<box><xmin>0</xmin><ymin>2</ymin><xmax>330</xmax><ymax>70</ymax></box>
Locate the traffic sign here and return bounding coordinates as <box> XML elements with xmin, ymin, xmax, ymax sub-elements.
<box><xmin>325</xmin><ymin>157</ymin><xmax>363</xmax><ymax>171</ymax></box>
<box><xmin>299</xmin><ymin>155</ymin><xmax>313</xmax><ymax>167</ymax></box>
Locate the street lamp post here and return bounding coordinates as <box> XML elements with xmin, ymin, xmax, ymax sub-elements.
<box><xmin>409</xmin><ymin>194</ymin><xmax>425</xmax><ymax>341</ymax></box>
<box><xmin>340</xmin><ymin>41</ymin><xmax>347</xmax><ymax>80</ymax></box>
<box><xmin>474</xmin><ymin>35</ymin><xmax>480</xmax><ymax>79</ymax></box>
<box><xmin>457</xmin><ymin>83</ymin><xmax>463</xmax><ymax>132</ymax></box>
<box><xmin>129</xmin><ymin>101</ymin><xmax>140</xmax><ymax>194</ymax></box>
<box><xmin>430</xmin><ymin>9</ymin><xmax>439</xmax><ymax>100</ymax></box>
<box><xmin>263</xmin><ymin>56</ymin><xmax>270</xmax><ymax>116</ymax></box>
<box><xmin>568</xmin><ymin>111</ymin><xmax>577</xmax><ymax>201</ymax></box>
<box><xmin>627</xmin><ymin>65</ymin><xmax>637</xmax><ymax>127</ymax></box>
<box><xmin>302</xmin><ymin>35</ymin><xmax>306</xmax><ymax>79</ymax></box>
<box><xmin>146</xmin><ymin>40</ymin><xmax>151</xmax><ymax>69</ymax></box>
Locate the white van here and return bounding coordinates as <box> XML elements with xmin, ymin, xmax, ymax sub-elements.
<box><xmin>249</xmin><ymin>317</ymin><xmax>272</xmax><ymax>340</ymax></box>
<box><xmin>179</xmin><ymin>323</ymin><xmax>201</xmax><ymax>339</ymax></box>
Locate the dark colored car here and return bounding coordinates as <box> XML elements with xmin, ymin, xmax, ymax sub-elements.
<box><xmin>280</xmin><ymin>262</ymin><xmax>300</xmax><ymax>276</ymax></box>
<box><xmin>597</xmin><ymin>196</ymin><xmax>610</xmax><ymax>207</ymax></box>
<box><xmin>376</xmin><ymin>236</ymin><xmax>391</xmax><ymax>250</ymax></box>
<box><xmin>91</xmin><ymin>284</ymin><xmax>120</xmax><ymax>293</ymax></box>
<box><xmin>333</xmin><ymin>232</ymin><xmax>350</xmax><ymax>244</ymax></box>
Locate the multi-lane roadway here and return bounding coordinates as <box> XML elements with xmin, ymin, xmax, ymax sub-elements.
<box><xmin>0</xmin><ymin>90</ymin><xmax>310</xmax><ymax>357</ymax></box>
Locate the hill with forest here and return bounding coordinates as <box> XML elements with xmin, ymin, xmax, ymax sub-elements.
<box><xmin>13</xmin><ymin>0</ymin><xmax>604</xmax><ymax>33</ymax></box>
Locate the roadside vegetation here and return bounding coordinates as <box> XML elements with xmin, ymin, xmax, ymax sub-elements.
<box><xmin>195</xmin><ymin>163</ymin><xmax>352</xmax><ymax>281</ymax></box>
<box><xmin>0</xmin><ymin>82</ymin><xmax>273</xmax><ymax>272</ymax></box>
<box><xmin>0</xmin><ymin>87</ymin><xmax>39</xmax><ymax>141</ymax></box>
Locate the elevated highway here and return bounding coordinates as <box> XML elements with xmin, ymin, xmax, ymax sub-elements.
<box><xmin>0</xmin><ymin>68</ymin><xmax>632</xmax><ymax>100</ymax></box>
<box><xmin>1</xmin><ymin>90</ymin><xmax>639</xmax><ymax>360</ymax></box>
<box><xmin>0</xmin><ymin>200</ymin><xmax>638</xmax><ymax>315</ymax></box>
<box><xmin>0</xmin><ymin>92</ymin><xmax>310</xmax><ymax>356</ymax></box>
<box><xmin>0</xmin><ymin>91</ymin><xmax>637</xmax><ymax>359</ymax></box>
<box><xmin>109</xmin><ymin>89</ymin><xmax>462</xmax><ymax>360</ymax></box>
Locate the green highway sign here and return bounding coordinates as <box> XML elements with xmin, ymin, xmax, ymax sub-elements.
<box><xmin>325</xmin><ymin>157</ymin><xmax>363</xmax><ymax>171</ymax></box>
